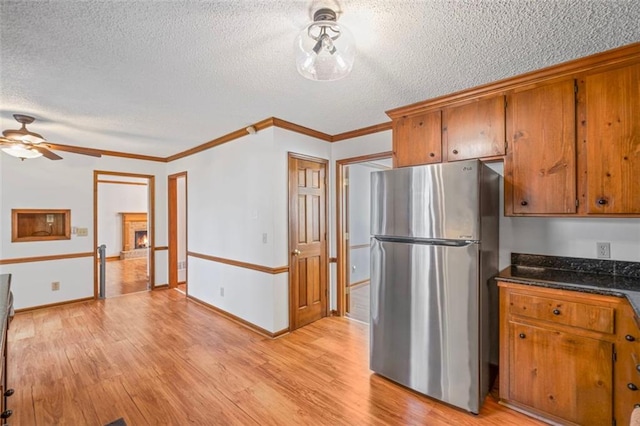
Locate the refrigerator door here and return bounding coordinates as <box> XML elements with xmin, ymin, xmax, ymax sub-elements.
<box><xmin>370</xmin><ymin>238</ymin><xmax>482</xmax><ymax>413</ymax></box>
<box><xmin>371</xmin><ymin>160</ymin><xmax>480</xmax><ymax>241</ymax></box>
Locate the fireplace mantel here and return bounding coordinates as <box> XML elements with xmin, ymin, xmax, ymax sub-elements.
<box><xmin>120</xmin><ymin>212</ymin><xmax>147</xmax><ymax>257</ymax></box>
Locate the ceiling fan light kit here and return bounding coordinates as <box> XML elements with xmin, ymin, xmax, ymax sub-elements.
<box><xmin>1</xmin><ymin>144</ymin><xmax>43</xmax><ymax>160</ymax></box>
<box><xmin>295</xmin><ymin>8</ymin><xmax>355</xmax><ymax>81</ymax></box>
<box><xmin>0</xmin><ymin>114</ymin><xmax>101</xmax><ymax>161</ymax></box>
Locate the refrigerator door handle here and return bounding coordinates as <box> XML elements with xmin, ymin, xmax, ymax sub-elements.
<box><xmin>373</xmin><ymin>236</ymin><xmax>478</xmax><ymax>247</ymax></box>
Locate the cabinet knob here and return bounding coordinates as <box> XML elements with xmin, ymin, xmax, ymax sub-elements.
<box><xmin>636</xmin><ymin>364</ymin><xmax>640</xmax><ymax>373</ymax></box>
<box><xmin>429</xmin><ymin>152</ymin><xmax>435</xmax><ymax>157</ymax></box>
<box><xmin>597</xmin><ymin>198</ymin><xmax>608</xmax><ymax>205</ymax></box>
<box><xmin>0</xmin><ymin>410</ymin><xmax>11</xmax><ymax>419</ymax></box>
<box><xmin>520</xmin><ymin>200</ymin><xmax>528</xmax><ymax>206</ymax></box>
<box><xmin>626</xmin><ymin>335</ymin><xmax>636</xmax><ymax>342</ymax></box>
<box><xmin>519</xmin><ymin>333</ymin><xmax>526</xmax><ymax>339</ymax></box>
<box><xmin>552</xmin><ymin>309</ymin><xmax>561</xmax><ymax>315</ymax></box>
<box><xmin>629</xmin><ymin>383</ymin><xmax>639</xmax><ymax>391</ymax></box>
<box><xmin>635</xmin><ymin>404</ymin><xmax>640</xmax><ymax>408</ymax></box>
<box><xmin>452</xmin><ymin>149</ymin><xmax>459</xmax><ymax>155</ymax></box>
<box><xmin>3</xmin><ymin>388</ymin><xmax>13</xmax><ymax>397</ymax></box>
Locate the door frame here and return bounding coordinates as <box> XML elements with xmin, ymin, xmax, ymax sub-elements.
<box><xmin>168</xmin><ymin>171</ymin><xmax>188</xmax><ymax>290</ymax></box>
<box><xmin>335</xmin><ymin>151</ymin><xmax>392</xmax><ymax>316</ymax></box>
<box><xmin>288</xmin><ymin>152</ymin><xmax>329</xmax><ymax>331</ymax></box>
<box><xmin>93</xmin><ymin>170</ymin><xmax>156</xmax><ymax>298</ymax></box>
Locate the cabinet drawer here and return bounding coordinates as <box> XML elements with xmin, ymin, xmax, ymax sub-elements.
<box><xmin>508</xmin><ymin>292</ymin><xmax>614</xmax><ymax>334</ymax></box>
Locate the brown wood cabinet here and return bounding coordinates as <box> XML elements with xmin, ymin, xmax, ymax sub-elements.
<box><xmin>392</xmin><ymin>110</ymin><xmax>441</xmax><ymax>168</ymax></box>
<box><xmin>386</xmin><ymin>42</ymin><xmax>640</xmax><ymax>216</ymax></box>
<box><xmin>443</xmin><ymin>96</ymin><xmax>506</xmax><ymax>162</ymax></box>
<box><xmin>505</xmin><ymin>79</ymin><xmax>577</xmax><ymax>215</ymax></box>
<box><xmin>498</xmin><ymin>281</ymin><xmax>640</xmax><ymax>426</ymax></box>
<box><xmin>508</xmin><ymin>322</ymin><xmax>612</xmax><ymax>425</ymax></box>
<box><xmin>584</xmin><ymin>63</ymin><xmax>640</xmax><ymax>214</ymax></box>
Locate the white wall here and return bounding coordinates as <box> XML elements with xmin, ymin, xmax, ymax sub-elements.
<box><xmin>167</xmin><ymin>127</ymin><xmax>330</xmax><ymax>333</ymax></box>
<box><xmin>97</xmin><ymin>180</ymin><xmax>148</xmax><ymax>257</ymax></box>
<box><xmin>0</xmin><ymin>153</ymin><xmax>167</xmax><ymax>310</ymax></box>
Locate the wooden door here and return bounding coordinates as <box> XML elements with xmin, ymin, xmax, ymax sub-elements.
<box><xmin>443</xmin><ymin>95</ymin><xmax>506</xmax><ymax>161</ymax></box>
<box><xmin>506</xmin><ymin>79</ymin><xmax>577</xmax><ymax>214</ymax></box>
<box><xmin>289</xmin><ymin>154</ymin><xmax>328</xmax><ymax>330</ymax></box>
<box><xmin>393</xmin><ymin>110</ymin><xmax>442</xmax><ymax>167</ymax></box>
<box><xmin>509</xmin><ymin>322</ymin><xmax>613</xmax><ymax>425</ymax></box>
<box><xmin>585</xmin><ymin>63</ymin><xmax>640</xmax><ymax>214</ymax></box>
<box><xmin>168</xmin><ymin>172</ymin><xmax>187</xmax><ymax>290</ymax></box>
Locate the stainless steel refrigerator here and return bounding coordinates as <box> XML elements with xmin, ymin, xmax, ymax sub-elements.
<box><xmin>370</xmin><ymin>159</ymin><xmax>499</xmax><ymax>414</ymax></box>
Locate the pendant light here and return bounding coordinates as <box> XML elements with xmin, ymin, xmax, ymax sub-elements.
<box><xmin>294</xmin><ymin>8</ymin><xmax>355</xmax><ymax>81</ymax></box>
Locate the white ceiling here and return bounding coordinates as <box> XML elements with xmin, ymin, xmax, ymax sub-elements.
<box><xmin>1</xmin><ymin>0</ymin><xmax>639</xmax><ymax>158</ymax></box>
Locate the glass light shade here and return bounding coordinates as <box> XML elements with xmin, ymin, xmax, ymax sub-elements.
<box><xmin>1</xmin><ymin>144</ymin><xmax>43</xmax><ymax>160</ymax></box>
<box><xmin>2</xmin><ymin>129</ymin><xmax>45</xmax><ymax>144</ymax></box>
<box><xmin>295</xmin><ymin>20</ymin><xmax>355</xmax><ymax>81</ymax></box>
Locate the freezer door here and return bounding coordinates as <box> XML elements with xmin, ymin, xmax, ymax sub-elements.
<box><xmin>370</xmin><ymin>238</ymin><xmax>482</xmax><ymax>413</ymax></box>
<box><xmin>371</xmin><ymin>160</ymin><xmax>480</xmax><ymax>241</ymax></box>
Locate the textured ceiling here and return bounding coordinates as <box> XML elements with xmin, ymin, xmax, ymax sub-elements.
<box><xmin>1</xmin><ymin>0</ymin><xmax>639</xmax><ymax>157</ymax></box>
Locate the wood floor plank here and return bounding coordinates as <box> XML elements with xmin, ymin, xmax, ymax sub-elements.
<box><xmin>7</xmin><ymin>289</ymin><xmax>545</xmax><ymax>425</ymax></box>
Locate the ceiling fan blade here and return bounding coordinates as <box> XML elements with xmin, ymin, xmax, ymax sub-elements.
<box><xmin>45</xmin><ymin>142</ymin><xmax>102</xmax><ymax>158</ymax></box>
<box><xmin>32</xmin><ymin>145</ymin><xmax>63</xmax><ymax>160</ymax></box>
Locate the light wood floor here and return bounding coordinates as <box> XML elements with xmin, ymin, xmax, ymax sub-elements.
<box><xmin>8</xmin><ymin>290</ymin><xmax>544</xmax><ymax>425</ymax></box>
<box><xmin>105</xmin><ymin>258</ymin><xmax>149</xmax><ymax>297</ymax></box>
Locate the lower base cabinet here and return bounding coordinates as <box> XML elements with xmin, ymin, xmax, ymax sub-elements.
<box><xmin>498</xmin><ymin>281</ymin><xmax>640</xmax><ymax>426</ymax></box>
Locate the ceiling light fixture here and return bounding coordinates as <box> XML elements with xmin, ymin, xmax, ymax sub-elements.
<box><xmin>294</xmin><ymin>8</ymin><xmax>355</xmax><ymax>81</ymax></box>
<box><xmin>1</xmin><ymin>143</ymin><xmax>43</xmax><ymax>160</ymax></box>
<box><xmin>1</xmin><ymin>114</ymin><xmax>44</xmax><ymax>160</ymax></box>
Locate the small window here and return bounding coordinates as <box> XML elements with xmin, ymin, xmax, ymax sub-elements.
<box><xmin>12</xmin><ymin>209</ymin><xmax>71</xmax><ymax>242</ymax></box>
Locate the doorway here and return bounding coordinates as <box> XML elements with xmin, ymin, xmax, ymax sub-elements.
<box><xmin>168</xmin><ymin>172</ymin><xmax>187</xmax><ymax>293</ymax></box>
<box><xmin>288</xmin><ymin>153</ymin><xmax>329</xmax><ymax>331</ymax></box>
<box><xmin>94</xmin><ymin>171</ymin><xmax>155</xmax><ymax>298</ymax></box>
<box><xmin>336</xmin><ymin>152</ymin><xmax>392</xmax><ymax>322</ymax></box>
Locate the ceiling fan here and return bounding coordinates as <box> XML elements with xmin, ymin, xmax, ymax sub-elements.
<box><xmin>0</xmin><ymin>114</ymin><xmax>102</xmax><ymax>160</ymax></box>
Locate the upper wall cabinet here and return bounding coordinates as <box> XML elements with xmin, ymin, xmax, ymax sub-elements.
<box><xmin>443</xmin><ymin>96</ymin><xmax>506</xmax><ymax>162</ymax></box>
<box><xmin>393</xmin><ymin>110</ymin><xmax>441</xmax><ymax>168</ymax></box>
<box><xmin>505</xmin><ymin>79</ymin><xmax>577</xmax><ymax>215</ymax></box>
<box><xmin>584</xmin><ymin>63</ymin><xmax>640</xmax><ymax>214</ymax></box>
<box><xmin>386</xmin><ymin>42</ymin><xmax>640</xmax><ymax>216</ymax></box>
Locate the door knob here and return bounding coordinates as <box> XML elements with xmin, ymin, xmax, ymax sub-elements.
<box><xmin>292</xmin><ymin>249</ymin><xmax>301</xmax><ymax>256</ymax></box>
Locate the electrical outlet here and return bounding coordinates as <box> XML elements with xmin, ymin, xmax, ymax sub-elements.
<box><xmin>51</xmin><ymin>281</ymin><xmax>60</xmax><ymax>291</ymax></box>
<box><xmin>262</xmin><ymin>233</ymin><xmax>268</xmax><ymax>244</ymax></box>
<box><xmin>220</xmin><ymin>287</ymin><xmax>224</xmax><ymax>297</ymax></box>
<box><xmin>597</xmin><ymin>242</ymin><xmax>611</xmax><ymax>259</ymax></box>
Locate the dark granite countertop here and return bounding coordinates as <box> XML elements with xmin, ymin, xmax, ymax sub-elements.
<box><xmin>496</xmin><ymin>253</ymin><xmax>640</xmax><ymax>318</ymax></box>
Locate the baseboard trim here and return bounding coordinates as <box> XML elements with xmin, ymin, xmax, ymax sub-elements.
<box><xmin>187</xmin><ymin>295</ymin><xmax>289</xmax><ymax>339</ymax></box>
<box><xmin>15</xmin><ymin>296</ymin><xmax>95</xmax><ymax>314</ymax></box>
<box><xmin>153</xmin><ymin>284</ymin><xmax>169</xmax><ymax>289</ymax></box>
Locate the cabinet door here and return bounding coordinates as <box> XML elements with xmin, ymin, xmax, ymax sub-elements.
<box><xmin>506</xmin><ymin>79</ymin><xmax>577</xmax><ymax>214</ymax></box>
<box><xmin>393</xmin><ymin>111</ymin><xmax>441</xmax><ymax>168</ymax></box>
<box><xmin>509</xmin><ymin>322</ymin><xmax>612</xmax><ymax>425</ymax></box>
<box><xmin>443</xmin><ymin>96</ymin><xmax>506</xmax><ymax>162</ymax></box>
<box><xmin>585</xmin><ymin>63</ymin><xmax>640</xmax><ymax>214</ymax></box>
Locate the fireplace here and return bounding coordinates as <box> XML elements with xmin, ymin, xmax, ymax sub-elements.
<box><xmin>120</xmin><ymin>212</ymin><xmax>148</xmax><ymax>259</ymax></box>
<box><xmin>134</xmin><ymin>230</ymin><xmax>148</xmax><ymax>249</ymax></box>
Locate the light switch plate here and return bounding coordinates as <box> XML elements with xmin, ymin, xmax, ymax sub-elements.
<box><xmin>77</xmin><ymin>227</ymin><xmax>88</xmax><ymax>237</ymax></box>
